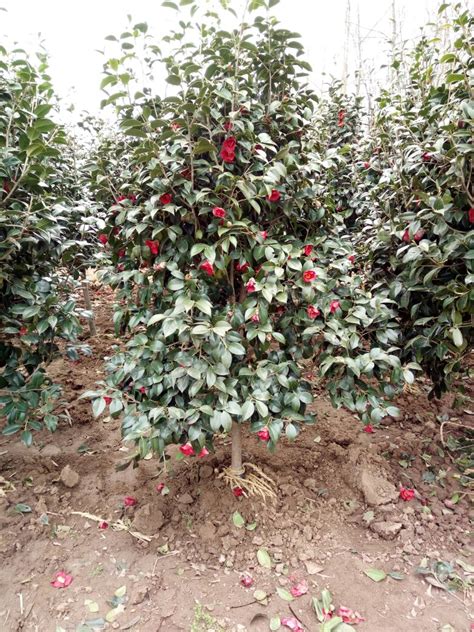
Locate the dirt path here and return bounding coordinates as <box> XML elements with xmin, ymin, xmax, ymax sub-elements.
<box><xmin>0</xmin><ymin>287</ymin><xmax>472</xmax><ymax>631</ymax></box>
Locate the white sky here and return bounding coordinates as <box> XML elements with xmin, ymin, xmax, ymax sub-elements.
<box><xmin>0</xmin><ymin>0</ymin><xmax>445</xmax><ymax>119</ymax></box>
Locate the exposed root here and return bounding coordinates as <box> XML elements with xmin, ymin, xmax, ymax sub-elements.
<box><xmin>219</xmin><ymin>462</ymin><xmax>277</xmax><ymax>500</ymax></box>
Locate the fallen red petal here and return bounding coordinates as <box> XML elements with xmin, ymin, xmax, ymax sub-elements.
<box><xmin>290</xmin><ymin>578</ymin><xmax>308</xmax><ymax>597</ymax></box>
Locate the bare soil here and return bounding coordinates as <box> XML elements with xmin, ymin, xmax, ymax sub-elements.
<box><xmin>0</xmin><ymin>287</ymin><xmax>472</xmax><ymax>632</ymax></box>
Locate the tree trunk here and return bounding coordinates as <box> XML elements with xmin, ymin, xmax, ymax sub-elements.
<box><xmin>82</xmin><ymin>279</ymin><xmax>97</xmax><ymax>337</ymax></box>
<box><xmin>231</xmin><ymin>422</ymin><xmax>245</xmax><ymax>476</ymax></box>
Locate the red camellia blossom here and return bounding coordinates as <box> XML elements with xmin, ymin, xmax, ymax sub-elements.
<box><xmin>124</xmin><ymin>496</ymin><xmax>137</xmax><ymax>507</ymax></box>
<box><xmin>139</xmin><ymin>386</ymin><xmax>146</xmax><ymax>394</ymax></box>
<box><xmin>117</xmin><ymin>263</ymin><xmax>125</xmax><ymax>272</ymax></box>
<box><xmin>200</xmin><ymin>260</ymin><xmax>214</xmax><ymax>276</ymax></box>
<box><xmin>240</xmin><ymin>574</ymin><xmax>254</xmax><ymax>588</ymax></box>
<box><xmin>98</xmin><ymin>234</ymin><xmax>108</xmax><ymax>245</ymax></box>
<box><xmin>348</xmin><ymin>254</ymin><xmax>356</xmax><ymax>264</ymax></box>
<box><xmin>232</xmin><ymin>486</ymin><xmax>244</xmax><ymax>497</ymax></box>
<box><xmin>402</xmin><ymin>229</ymin><xmax>410</xmax><ymax>242</ymax></box>
<box><xmin>251</xmin><ymin>313</ymin><xmax>260</xmax><ymax>323</ymax></box>
<box><xmin>303</xmin><ymin>244</ymin><xmax>313</xmax><ymax>256</ymax></box>
<box><xmin>160</xmin><ymin>193</ymin><xmax>172</xmax><ymax>205</ymax></box>
<box><xmin>19</xmin><ymin>326</ymin><xmax>27</xmax><ymax>336</ymax></box>
<box><xmin>104</xmin><ymin>396</ymin><xmax>112</xmax><ymax>406</ymax></box>
<box><xmin>469</xmin><ymin>208</ymin><xmax>474</xmax><ymax>223</ymax></box>
<box><xmin>197</xmin><ymin>447</ymin><xmax>209</xmax><ymax>458</ymax></box>
<box><xmin>422</xmin><ymin>152</ymin><xmax>432</xmax><ymax>162</ymax></box>
<box><xmin>98</xmin><ymin>520</ymin><xmax>108</xmax><ymax>530</ymax></box>
<box><xmin>235</xmin><ymin>262</ymin><xmax>249</xmax><ymax>273</ymax></box>
<box><xmin>414</xmin><ymin>229</ymin><xmax>424</xmax><ymax>242</ymax></box>
<box><xmin>337</xmin><ymin>109</ymin><xmax>345</xmax><ymax>127</ymax></box>
<box><xmin>267</xmin><ymin>189</ymin><xmax>281</xmax><ymax>202</ymax></box>
<box><xmin>363</xmin><ymin>424</ymin><xmax>374</xmax><ymax>433</ymax></box>
<box><xmin>257</xmin><ymin>428</ymin><xmax>270</xmax><ymax>442</ymax></box>
<box><xmin>224</xmin><ymin>120</ymin><xmax>233</xmax><ymax>131</ymax></box>
<box><xmin>220</xmin><ymin>136</ymin><xmax>237</xmax><ymax>163</ymax></box>
<box><xmin>145</xmin><ymin>239</ymin><xmax>159</xmax><ymax>255</ymax></box>
<box><xmin>259</xmin><ymin>230</ymin><xmax>268</xmax><ymax>240</ymax></box>
<box><xmin>212</xmin><ymin>206</ymin><xmax>226</xmax><ymax>218</ymax></box>
<box><xmin>179</xmin><ymin>443</ymin><xmax>195</xmax><ymax>456</ymax></box>
<box><xmin>399</xmin><ymin>487</ymin><xmax>415</xmax><ymax>501</ymax></box>
<box><xmin>113</xmin><ymin>227</ymin><xmax>121</xmax><ymax>235</ymax></box>
<box><xmin>246</xmin><ymin>278</ymin><xmax>256</xmax><ymax>293</ymax></box>
<box><xmin>329</xmin><ymin>300</ymin><xmax>340</xmax><ymax>314</ymax></box>
<box><xmin>115</xmin><ymin>194</ymin><xmax>136</xmax><ymax>204</ymax></box>
<box><xmin>302</xmin><ymin>270</ymin><xmax>317</xmax><ymax>283</ymax></box>
<box><xmin>118</xmin><ymin>249</ymin><xmax>125</xmax><ymax>258</ymax></box>
<box><xmin>307</xmin><ymin>305</ymin><xmax>320</xmax><ymax>319</ymax></box>
<box><xmin>363</xmin><ymin>161</ymin><xmax>370</xmax><ymax>169</ymax></box>
<box><xmin>51</xmin><ymin>571</ymin><xmax>73</xmax><ymax>589</ymax></box>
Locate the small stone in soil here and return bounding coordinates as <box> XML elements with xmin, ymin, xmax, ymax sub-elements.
<box><xmin>59</xmin><ymin>464</ymin><xmax>80</xmax><ymax>488</ymax></box>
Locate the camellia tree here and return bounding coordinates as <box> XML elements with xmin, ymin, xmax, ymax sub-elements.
<box><xmin>87</xmin><ymin>0</ymin><xmax>415</xmax><ymax>495</ymax></box>
<box><xmin>0</xmin><ymin>45</ymin><xmax>86</xmax><ymax>443</ymax></box>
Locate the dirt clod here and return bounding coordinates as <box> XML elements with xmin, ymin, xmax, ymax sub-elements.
<box><xmin>59</xmin><ymin>464</ymin><xmax>80</xmax><ymax>488</ymax></box>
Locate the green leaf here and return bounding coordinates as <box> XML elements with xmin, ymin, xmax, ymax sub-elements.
<box><xmin>388</xmin><ymin>571</ymin><xmax>406</xmax><ymax>580</ymax></box>
<box><xmin>364</xmin><ymin>568</ymin><xmax>387</xmax><ymax>582</ymax></box>
<box><xmin>241</xmin><ymin>401</ymin><xmax>255</xmax><ymax>421</ymax></box>
<box><xmin>14</xmin><ymin>503</ymin><xmax>32</xmax><ymax>514</ymax></box>
<box><xmin>232</xmin><ymin>511</ymin><xmax>245</xmax><ymax>528</ymax></box>
<box><xmin>450</xmin><ymin>327</ymin><xmax>463</xmax><ymax>347</ymax></box>
<box><xmin>270</xmin><ymin>616</ymin><xmax>281</xmax><ymax>631</ymax></box>
<box><xmin>257</xmin><ymin>548</ymin><xmax>272</xmax><ymax>569</ymax></box>
<box><xmin>276</xmin><ymin>587</ymin><xmax>294</xmax><ymax>601</ymax></box>
<box><xmin>92</xmin><ymin>397</ymin><xmax>106</xmax><ymax>418</ymax></box>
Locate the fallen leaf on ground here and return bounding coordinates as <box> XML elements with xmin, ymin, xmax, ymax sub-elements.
<box><xmin>364</xmin><ymin>568</ymin><xmax>386</xmax><ymax>582</ymax></box>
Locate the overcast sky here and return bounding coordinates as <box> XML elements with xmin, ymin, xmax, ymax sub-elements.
<box><xmin>0</xmin><ymin>0</ymin><xmax>446</xmax><ymax>118</ymax></box>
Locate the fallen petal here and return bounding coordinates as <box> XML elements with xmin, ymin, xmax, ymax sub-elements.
<box><xmin>281</xmin><ymin>616</ymin><xmax>304</xmax><ymax>632</ymax></box>
<box><xmin>51</xmin><ymin>571</ymin><xmax>73</xmax><ymax>589</ymax></box>
<box><xmin>290</xmin><ymin>579</ymin><xmax>308</xmax><ymax>597</ymax></box>
<box><xmin>337</xmin><ymin>606</ymin><xmax>365</xmax><ymax>624</ymax></box>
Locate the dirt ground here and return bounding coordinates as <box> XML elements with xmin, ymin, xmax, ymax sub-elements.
<box><xmin>0</xmin><ymin>287</ymin><xmax>472</xmax><ymax>632</ymax></box>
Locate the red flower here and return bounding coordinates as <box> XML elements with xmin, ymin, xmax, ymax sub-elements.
<box><xmin>197</xmin><ymin>446</ymin><xmax>209</xmax><ymax>458</ymax></box>
<box><xmin>348</xmin><ymin>254</ymin><xmax>355</xmax><ymax>264</ymax></box>
<box><xmin>223</xmin><ymin>136</ymin><xmax>237</xmax><ymax>150</ymax></box>
<box><xmin>118</xmin><ymin>249</ymin><xmax>125</xmax><ymax>258</ymax></box>
<box><xmin>139</xmin><ymin>386</ymin><xmax>147</xmax><ymax>394</ymax></box>
<box><xmin>128</xmin><ymin>194</ymin><xmax>137</xmax><ymax>204</ymax></box>
<box><xmin>290</xmin><ymin>579</ymin><xmax>308</xmax><ymax>597</ymax></box>
<box><xmin>51</xmin><ymin>571</ymin><xmax>73</xmax><ymax>589</ymax></box>
<box><xmin>117</xmin><ymin>263</ymin><xmax>125</xmax><ymax>272</ymax></box>
<box><xmin>232</xmin><ymin>486</ymin><xmax>244</xmax><ymax>497</ymax></box>
<box><xmin>98</xmin><ymin>520</ymin><xmax>108</xmax><ymax>530</ymax></box>
<box><xmin>251</xmin><ymin>313</ymin><xmax>260</xmax><ymax>323</ymax></box>
<box><xmin>246</xmin><ymin>278</ymin><xmax>256</xmax><ymax>293</ymax></box>
<box><xmin>302</xmin><ymin>270</ymin><xmax>317</xmax><ymax>283</ymax></box>
<box><xmin>104</xmin><ymin>396</ymin><xmax>112</xmax><ymax>406</ymax></box>
<box><xmin>145</xmin><ymin>239</ymin><xmax>159</xmax><ymax>256</ymax></box>
<box><xmin>240</xmin><ymin>574</ymin><xmax>254</xmax><ymax>588</ymax></box>
<box><xmin>363</xmin><ymin>424</ymin><xmax>374</xmax><ymax>433</ymax></box>
<box><xmin>307</xmin><ymin>305</ymin><xmax>320</xmax><ymax>319</ymax></box>
<box><xmin>200</xmin><ymin>260</ymin><xmax>214</xmax><ymax>276</ymax></box>
<box><xmin>254</xmin><ymin>143</ymin><xmax>264</xmax><ymax>152</ymax></box>
<box><xmin>113</xmin><ymin>226</ymin><xmax>121</xmax><ymax>235</ymax></box>
<box><xmin>402</xmin><ymin>228</ymin><xmax>410</xmax><ymax>242</ymax></box>
<box><xmin>124</xmin><ymin>496</ymin><xmax>137</xmax><ymax>507</ymax></box>
<box><xmin>156</xmin><ymin>483</ymin><xmax>165</xmax><ymax>493</ymax></box>
<box><xmin>257</xmin><ymin>428</ymin><xmax>270</xmax><ymax>442</ymax></box>
<box><xmin>363</xmin><ymin>161</ymin><xmax>370</xmax><ymax>169</ymax></box>
<box><xmin>259</xmin><ymin>230</ymin><xmax>268</xmax><ymax>240</ymax></box>
<box><xmin>422</xmin><ymin>152</ymin><xmax>432</xmax><ymax>162</ymax></box>
<box><xmin>115</xmin><ymin>194</ymin><xmax>127</xmax><ymax>203</ymax></box>
<box><xmin>224</xmin><ymin>120</ymin><xmax>233</xmax><ymax>131</ymax></box>
<box><xmin>469</xmin><ymin>208</ymin><xmax>474</xmax><ymax>223</ymax></box>
<box><xmin>179</xmin><ymin>442</ymin><xmax>195</xmax><ymax>456</ymax></box>
<box><xmin>171</xmin><ymin>122</ymin><xmax>181</xmax><ymax>131</ymax></box>
<box><xmin>329</xmin><ymin>300</ymin><xmax>340</xmax><ymax>314</ymax></box>
<box><xmin>19</xmin><ymin>326</ymin><xmax>28</xmax><ymax>336</ymax></box>
<box><xmin>399</xmin><ymin>487</ymin><xmax>415</xmax><ymax>501</ymax></box>
<box><xmin>220</xmin><ymin>136</ymin><xmax>237</xmax><ymax>163</ymax></box>
<box><xmin>160</xmin><ymin>193</ymin><xmax>172</xmax><ymax>205</ymax></box>
<box><xmin>212</xmin><ymin>207</ymin><xmax>226</xmax><ymax>218</ymax></box>
<box><xmin>267</xmin><ymin>189</ymin><xmax>281</xmax><ymax>202</ymax></box>
<box><xmin>337</xmin><ymin>607</ymin><xmax>365</xmax><ymax>625</ymax></box>
<box><xmin>98</xmin><ymin>234</ymin><xmax>108</xmax><ymax>245</ymax></box>
<box><xmin>303</xmin><ymin>244</ymin><xmax>313</xmax><ymax>256</ymax></box>
<box><xmin>414</xmin><ymin>229</ymin><xmax>424</xmax><ymax>242</ymax></box>
<box><xmin>235</xmin><ymin>262</ymin><xmax>249</xmax><ymax>273</ymax></box>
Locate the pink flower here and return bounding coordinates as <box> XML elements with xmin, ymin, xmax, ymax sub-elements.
<box><xmin>337</xmin><ymin>606</ymin><xmax>365</xmax><ymax>625</ymax></box>
<box><xmin>197</xmin><ymin>447</ymin><xmax>209</xmax><ymax>458</ymax></box>
<box><xmin>233</xmin><ymin>486</ymin><xmax>244</xmax><ymax>497</ymax></box>
<box><xmin>257</xmin><ymin>428</ymin><xmax>270</xmax><ymax>442</ymax></box>
<box><xmin>240</xmin><ymin>574</ymin><xmax>254</xmax><ymax>588</ymax></box>
<box><xmin>348</xmin><ymin>254</ymin><xmax>355</xmax><ymax>264</ymax></box>
<box><xmin>307</xmin><ymin>305</ymin><xmax>320</xmax><ymax>319</ymax></box>
<box><xmin>414</xmin><ymin>229</ymin><xmax>424</xmax><ymax>242</ymax></box>
<box><xmin>98</xmin><ymin>520</ymin><xmax>108</xmax><ymax>530</ymax></box>
<box><xmin>117</xmin><ymin>263</ymin><xmax>125</xmax><ymax>272</ymax></box>
<box><xmin>51</xmin><ymin>571</ymin><xmax>73</xmax><ymax>589</ymax></box>
<box><xmin>329</xmin><ymin>300</ymin><xmax>340</xmax><ymax>314</ymax></box>
<box><xmin>124</xmin><ymin>496</ymin><xmax>137</xmax><ymax>507</ymax></box>
<box><xmin>200</xmin><ymin>260</ymin><xmax>214</xmax><ymax>276</ymax></box>
<box><xmin>98</xmin><ymin>234</ymin><xmax>108</xmax><ymax>245</ymax></box>
<box><xmin>363</xmin><ymin>424</ymin><xmax>374</xmax><ymax>433</ymax></box>
<box><xmin>160</xmin><ymin>193</ymin><xmax>172</xmax><ymax>205</ymax></box>
<box><xmin>235</xmin><ymin>262</ymin><xmax>249</xmax><ymax>273</ymax></box>
<box><xmin>156</xmin><ymin>483</ymin><xmax>165</xmax><ymax>493</ymax></box>
<box><xmin>103</xmin><ymin>396</ymin><xmax>112</xmax><ymax>406</ymax></box>
<box><xmin>139</xmin><ymin>386</ymin><xmax>146</xmax><ymax>394</ymax></box>
<box><xmin>290</xmin><ymin>579</ymin><xmax>308</xmax><ymax>597</ymax></box>
<box><xmin>267</xmin><ymin>189</ymin><xmax>281</xmax><ymax>202</ymax></box>
<box><xmin>303</xmin><ymin>244</ymin><xmax>313</xmax><ymax>256</ymax></box>
<box><xmin>399</xmin><ymin>487</ymin><xmax>415</xmax><ymax>501</ymax></box>
<box><xmin>302</xmin><ymin>270</ymin><xmax>317</xmax><ymax>283</ymax></box>
<box><xmin>281</xmin><ymin>616</ymin><xmax>304</xmax><ymax>632</ymax></box>
<box><xmin>212</xmin><ymin>206</ymin><xmax>226</xmax><ymax>218</ymax></box>
<box><xmin>251</xmin><ymin>313</ymin><xmax>260</xmax><ymax>323</ymax></box>
<box><xmin>422</xmin><ymin>152</ymin><xmax>432</xmax><ymax>162</ymax></box>
<box><xmin>179</xmin><ymin>443</ymin><xmax>195</xmax><ymax>456</ymax></box>
<box><xmin>363</xmin><ymin>161</ymin><xmax>370</xmax><ymax>169</ymax></box>
<box><xmin>145</xmin><ymin>240</ymin><xmax>159</xmax><ymax>255</ymax></box>
<box><xmin>171</xmin><ymin>122</ymin><xmax>181</xmax><ymax>131</ymax></box>
<box><xmin>19</xmin><ymin>326</ymin><xmax>28</xmax><ymax>336</ymax></box>
<box><xmin>246</xmin><ymin>278</ymin><xmax>256</xmax><ymax>293</ymax></box>
<box><xmin>259</xmin><ymin>230</ymin><xmax>268</xmax><ymax>240</ymax></box>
